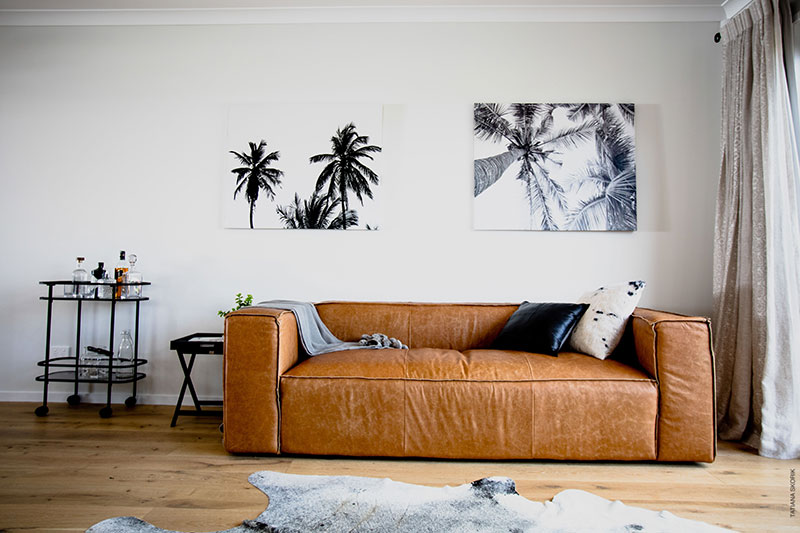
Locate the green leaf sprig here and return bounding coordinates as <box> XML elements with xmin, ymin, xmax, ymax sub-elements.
<box><xmin>218</xmin><ymin>293</ymin><xmax>254</xmax><ymax>317</ymax></box>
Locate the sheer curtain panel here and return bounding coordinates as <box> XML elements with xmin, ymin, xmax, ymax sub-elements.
<box><xmin>714</xmin><ymin>0</ymin><xmax>800</xmax><ymax>459</ymax></box>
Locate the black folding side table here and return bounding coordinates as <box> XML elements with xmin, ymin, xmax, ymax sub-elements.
<box><xmin>169</xmin><ymin>332</ymin><xmax>223</xmax><ymax>427</ymax></box>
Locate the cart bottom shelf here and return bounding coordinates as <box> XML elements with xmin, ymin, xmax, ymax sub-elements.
<box><xmin>36</xmin><ymin>371</ymin><xmax>146</xmax><ymax>384</ymax></box>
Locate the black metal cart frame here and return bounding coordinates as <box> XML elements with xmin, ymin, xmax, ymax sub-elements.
<box><xmin>37</xmin><ymin>280</ymin><xmax>150</xmax><ymax>418</ymax></box>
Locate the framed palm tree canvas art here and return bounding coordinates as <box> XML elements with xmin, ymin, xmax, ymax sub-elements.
<box><xmin>223</xmin><ymin>104</ymin><xmax>383</xmax><ymax>230</ymax></box>
<box><xmin>473</xmin><ymin>103</ymin><xmax>636</xmax><ymax>231</ymax></box>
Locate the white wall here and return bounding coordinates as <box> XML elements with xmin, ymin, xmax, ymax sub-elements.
<box><xmin>0</xmin><ymin>20</ymin><xmax>721</xmax><ymax>405</ymax></box>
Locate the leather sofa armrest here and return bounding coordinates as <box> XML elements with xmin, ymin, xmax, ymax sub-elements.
<box><xmin>630</xmin><ymin>307</ymin><xmax>716</xmax><ymax>462</ymax></box>
<box><xmin>223</xmin><ymin>307</ymin><xmax>299</xmax><ymax>453</ymax></box>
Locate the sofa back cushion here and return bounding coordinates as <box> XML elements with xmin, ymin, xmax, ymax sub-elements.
<box><xmin>315</xmin><ymin>302</ymin><xmax>518</xmax><ymax>351</ymax></box>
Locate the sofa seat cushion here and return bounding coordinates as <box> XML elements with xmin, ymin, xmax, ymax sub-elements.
<box><xmin>281</xmin><ymin>347</ymin><xmax>657</xmax><ymax>460</ymax></box>
<box><xmin>280</xmin><ymin>347</ymin><xmax>658</xmax><ymax>460</ymax></box>
<box><xmin>520</xmin><ymin>350</ymin><xmax>653</xmax><ymax>381</ymax></box>
<box><xmin>282</xmin><ymin>347</ymin><xmax>653</xmax><ymax>383</ymax></box>
<box><xmin>283</xmin><ymin>348</ymin><xmax>407</xmax><ymax>379</ymax></box>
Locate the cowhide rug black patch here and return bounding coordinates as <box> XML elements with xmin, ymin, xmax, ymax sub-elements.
<box><xmin>86</xmin><ymin>471</ymin><xmax>733</xmax><ymax>533</ymax></box>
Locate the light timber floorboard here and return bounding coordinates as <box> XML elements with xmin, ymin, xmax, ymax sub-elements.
<box><xmin>0</xmin><ymin>401</ymin><xmax>797</xmax><ymax>532</ymax></box>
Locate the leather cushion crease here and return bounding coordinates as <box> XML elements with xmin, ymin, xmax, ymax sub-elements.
<box><xmin>224</xmin><ymin>303</ymin><xmax>716</xmax><ymax>462</ymax></box>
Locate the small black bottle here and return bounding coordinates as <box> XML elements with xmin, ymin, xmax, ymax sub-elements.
<box><xmin>92</xmin><ymin>262</ymin><xmax>106</xmax><ymax>281</ymax></box>
<box><xmin>90</xmin><ymin>262</ymin><xmax>106</xmax><ymax>299</ymax></box>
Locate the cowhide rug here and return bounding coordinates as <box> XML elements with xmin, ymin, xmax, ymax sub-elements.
<box><xmin>86</xmin><ymin>471</ymin><xmax>734</xmax><ymax>533</ymax></box>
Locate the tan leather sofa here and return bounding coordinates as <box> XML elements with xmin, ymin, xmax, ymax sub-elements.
<box><xmin>223</xmin><ymin>302</ymin><xmax>716</xmax><ymax>462</ymax></box>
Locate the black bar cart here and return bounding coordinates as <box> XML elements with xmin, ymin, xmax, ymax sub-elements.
<box><xmin>36</xmin><ymin>280</ymin><xmax>150</xmax><ymax>418</ymax></box>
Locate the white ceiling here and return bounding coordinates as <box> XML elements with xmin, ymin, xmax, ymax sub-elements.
<box><xmin>0</xmin><ymin>0</ymin><xmax>726</xmax><ymax>9</ymax></box>
<box><xmin>0</xmin><ymin>0</ymin><xmax>741</xmax><ymax>25</ymax></box>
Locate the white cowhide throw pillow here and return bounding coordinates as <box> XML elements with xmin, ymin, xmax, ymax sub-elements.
<box><xmin>568</xmin><ymin>280</ymin><xmax>646</xmax><ymax>359</ymax></box>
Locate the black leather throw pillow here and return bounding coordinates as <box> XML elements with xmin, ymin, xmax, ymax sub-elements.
<box><xmin>492</xmin><ymin>302</ymin><xmax>590</xmax><ymax>356</ymax></box>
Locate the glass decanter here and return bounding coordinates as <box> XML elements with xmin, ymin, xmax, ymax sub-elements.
<box><xmin>125</xmin><ymin>254</ymin><xmax>143</xmax><ymax>298</ymax></box>
<box><xmin>68</xmin><ymin>257</ymin><xmax>90</xmax><ymax>298</ymax></box>
<box><xmin>115</xmin><ymin>330</ymin><xmax>135</xmax><ymax>379</ymax></box>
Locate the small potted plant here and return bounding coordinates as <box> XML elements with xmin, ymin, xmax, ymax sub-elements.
<box><xmin>218</xmin><ymin>293</ymin><xmax>254</xmax><ymax>318</ymax></box>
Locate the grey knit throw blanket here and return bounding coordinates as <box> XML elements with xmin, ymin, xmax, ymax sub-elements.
<box><xmin>252</xmin><ymin>300</ymin><xmax>408</xmax><ymax>356</ymax></box>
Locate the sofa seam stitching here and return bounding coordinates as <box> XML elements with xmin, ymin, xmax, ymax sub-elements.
<box><xmin>274</xmin><ymin>314</ymin><xmax>282</xmax><ymax>455</ymax></box>
<box><xmin>630</xmin><ymin>313</ymin><xmax>709</xmax><ymax>325</ymax></box>
<box><xmin>406</xmin><ymin>311</ymin><xmax>411</xmax><ymax>355</ymax></box>
<box><xmin>317</xmin><ymin>301</ymin><xmax>519</xmax><ymax>308</ymax></box>
<box><xmin>279</xmin><ymin>376</ymin><xmax>656</xmax><ymax>383</ymax></box>
<box><xmin>403</xmin><ymin>348</ymin><xmax>408</xmax><ymax>457</ymax></box>
<box><xmin>230</xmin><ymin>310</ymin><xmax>291</xmax><ymax>318</ymax></box>
<box><xmin>707</xmin><ymin>320</ymin><xmax>718</xmax><ymax>461</ymax></box>
<box><xmin>652</xmin><ymin>322</ymin><xmax>661</xmax><ymax>460</ymax></box>
<box><xmin>523</xmin><ymin>353</ymin><xmax>535</xmax><ymax>457</ymax></box>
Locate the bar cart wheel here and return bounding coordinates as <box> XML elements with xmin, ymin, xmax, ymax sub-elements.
<box><xmin>67</xmin><ymin>394</ymin><xmax>80</xmax><ymax>406</ymax></box>
<box><xmin>99</xmin><ymin>406</ymin><xmax>113</xmax><ymax>418</ymax></box>
<box><xmin>35</xmin><ymin>405</ymin><xmax>49</xmax><ymax>417</ymax></box>
<box><xmin>125</xmin><ymin>396</ymin><xmax>137</xmax><ymax>408</ymax></box>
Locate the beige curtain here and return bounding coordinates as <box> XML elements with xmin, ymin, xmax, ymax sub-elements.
<box><xmin>714</xmin><ymin>0</ymin><xmax>800</xmax><ymax>459</ymax></box>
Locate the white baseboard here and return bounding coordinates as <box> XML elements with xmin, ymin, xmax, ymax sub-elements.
<box><xmin>0</xmin><ymin>390</ymin><xmax>222</xmax><ymax>406</ymax></box>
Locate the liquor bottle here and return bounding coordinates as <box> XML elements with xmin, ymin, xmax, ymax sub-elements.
<box><xmin>91</xmin><ymin>262</ymin><xmax>105</xmax><ymax>281</ymax></box>
<box><xmin>90</xmin><ymin>262</ymin><xmax>106</xmax><ymax>299</ymax></box>
<box><xmin>114</xmin><ymin>251</ymin><xmax>128</xmax><ymax>299</ymax></box>
<box><xmin>125</xmin><ymin>254</ymin><xmax>143</xmax><ymax>298</ymax></box>
<box><xmin>98</xmin><ymin>273</ymin><xmax>114</xmax><ymax>299</ymax></box>
<box><xmin>71</xmin><ymin>257</ymin><xmax>90</xmax><ymax>298</ymax></box>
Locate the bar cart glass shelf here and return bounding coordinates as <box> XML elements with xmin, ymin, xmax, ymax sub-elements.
<box><xmin>36</xmin><ymin>280</ymin><xmax>151</xmax><ymax>418</ymax></box>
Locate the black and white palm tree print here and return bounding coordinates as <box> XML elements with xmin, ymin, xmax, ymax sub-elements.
<box><xmin>223</xmin><ymin>104</ymin><xmax>383</xmax><ymax>229</ymax></box>
<box><xmin>229</xmin><ymin>140</ymin><xmax>284</xmax><ymax>229</ymax></box>
<box><xmin>276</xmin><ymin>190</ymin><xmax>359</xmax><ymax>229</ymax></box>
<box><xmin>309</xmin><ymin>122</ymin><xmax>382</xmax><ymax>230</ymax></box>
<box><xmin>474</xmin><ymin>103</ymin><xmax>636</xmax><ymax>231</ymax></box>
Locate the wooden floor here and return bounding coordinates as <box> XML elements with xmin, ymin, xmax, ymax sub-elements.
<box><xmin>0</xmin><ymin>402</ymin><xmax>797</xmax><ymax>533</ymax></box>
